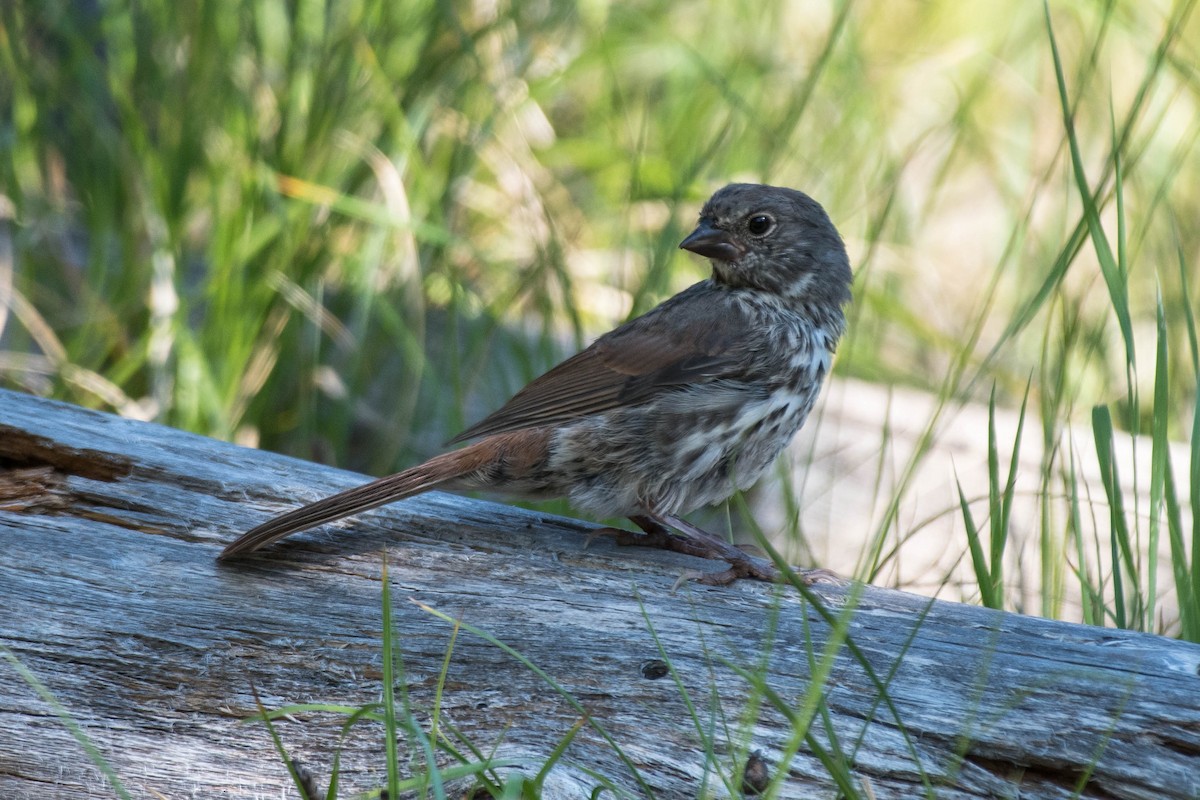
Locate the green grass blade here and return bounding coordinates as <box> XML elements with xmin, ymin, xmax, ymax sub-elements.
<box><xmin>1065</xmin><ymin>444</ymin><xmax>1102</xmax><ymax>628</ymax></box>
<box><xmin>1189</xmin><ymin>380</ymin><xmax>1200</xmax><ymax>639</ymax></box>
<box><xmin>412</xmin><ymin>600</ymin><xmax>657</xmax><ymax>799</ymax></box>
<box><xmin>958</xmin><ymin>472</ymin><xmax>997</xmax><ymax>609</ymax></box>
<box><xmin>986</xmin><ymin>386</ymin><xmax>1003</xmax><ymax>597</ymax></box>
<box><xmin>248</xmin><ymin>682</ymin><xmax>319</xmax><ymax>800</ymax></box>
<box><xmin>1163</xmin><ymin>458</ymin><xmax>1199</xmax><ymax>642</ymax></box>
<box><xmin>0</xmin><ymin>647</ymin><xmax>134</xmax><ymax>800</ymax></box>
<box><xmin>1092</xmin><ymin>405</ymin><xmax>1138</xmax><ymax>629</ymax></box>
<box><xmin>1043</xmin><ymin>1</ymin><xmax>1135</xmax><ymax>366</ymax></box>
<box><xmin>380</xmin><ymin>555</ymin><xmax>408</xmax><ymax>800</ymax></box>
<box><xmin>1191</xmin><ymin>415</ymin><xmax>1200</xmax><ymax>636</ymax></box>
<box><xmin>1147</xmin><ymin>293</ymin><xmax>1170</xmax><ymax>628</ymax></box>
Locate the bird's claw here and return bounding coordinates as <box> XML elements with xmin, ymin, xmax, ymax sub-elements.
<box><xmin>794</xmin><ymin>567</ymin><xmax>847</xmax><ymax>586</ymax></box>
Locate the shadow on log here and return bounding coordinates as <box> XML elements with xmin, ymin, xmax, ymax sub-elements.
<box><xmin>1</xmin><ymin>388</ymin><xmax>1198</xmax><ymax>799</ymax></box>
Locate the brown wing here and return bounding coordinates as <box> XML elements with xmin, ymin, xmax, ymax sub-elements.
<box><xmin>449</xmin><ymin>285</ymin><xmax>750</xmax><ymax>443</ymax></box>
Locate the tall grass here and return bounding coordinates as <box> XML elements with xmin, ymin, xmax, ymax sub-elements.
<box><xmin>2</xmin><ymin>1</ymin><xmax>1197</xmax><ymax>637</ymax></box>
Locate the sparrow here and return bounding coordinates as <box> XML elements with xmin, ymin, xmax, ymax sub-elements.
<box><xmin>219</xmin><ymin>183</ymin><xmax>852</xmax><ymax>585</ymax></box>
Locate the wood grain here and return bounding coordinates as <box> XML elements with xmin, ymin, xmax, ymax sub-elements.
<box><xmin>1</xmin><ymin>388</ymin><xmax>1197</xmax><ymax>799</ymax></box>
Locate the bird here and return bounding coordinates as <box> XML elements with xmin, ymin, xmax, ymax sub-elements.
<box><xmin>219</xmin><ymin>183</ymin><xmax>852</xmax><ymax>585</ymax></box>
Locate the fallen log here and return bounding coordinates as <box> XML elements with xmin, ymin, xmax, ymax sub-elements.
<box><xmin>0</xmin><ymin>388</ymin><xmax>1197</xmax><ymax>799</ymax></box>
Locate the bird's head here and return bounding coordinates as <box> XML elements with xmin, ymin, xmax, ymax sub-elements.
<box><xmin>680</xmin><ymin>183</ymin><xmax>852</xmax><ymax>310</ymax></box>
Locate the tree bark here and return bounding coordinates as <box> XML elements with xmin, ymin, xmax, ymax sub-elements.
<box><xmin>1</xmin><ymin>388</ymin><xmax>1197</xmax><ymax>799</ymax></box>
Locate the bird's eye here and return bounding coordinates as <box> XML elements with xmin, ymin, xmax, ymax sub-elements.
<box><xmin>747</xmin><ymin>214</ymin><xmax>774</xmax><ymax>236</ymax></box>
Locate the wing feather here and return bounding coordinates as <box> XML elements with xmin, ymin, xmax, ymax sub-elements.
<box><xmin>450</xmin><ymin>285</ymin><xmax>751</xmax><ymax>443</ymax></box>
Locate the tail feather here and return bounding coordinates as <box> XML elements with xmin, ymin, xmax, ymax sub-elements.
<box><xmin>218</xmin><ymin>449</ymin><xmax>471</xmax><ymax>559</ymax></box>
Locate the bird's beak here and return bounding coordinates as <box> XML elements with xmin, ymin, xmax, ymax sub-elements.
<box><xmin>679</xmin><ymin>221</ymin><xmax>744</xmax><ymax>262</ymax></box>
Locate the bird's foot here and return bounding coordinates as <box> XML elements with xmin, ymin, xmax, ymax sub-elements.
<box><xmin>630</xmin><ymin>514</ymin><xmax>780</xmax><ymax>586</ymax></box>
<box><xmin>678</xmin><ymin>562</ymin><xmax>846</xmax><ymax>589</ymax></box>
<box><xmin>797</xmin><ymin>567</ymin><xmax>848</xmax><ymax>585</ymax></box>
<box><xmin>673</xmin><ymin>557</ymin><xmax>775</xmax><ymax>589</ymax></box>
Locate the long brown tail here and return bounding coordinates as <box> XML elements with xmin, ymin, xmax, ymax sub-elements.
<box><xmin>219</xmin><ymin>448</ymin><xmax>478</xmax><ymax>560</ymax></box>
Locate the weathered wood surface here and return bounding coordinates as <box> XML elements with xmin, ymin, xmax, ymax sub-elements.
<box><xmin>1</xmin><ymin>387</ymin><xmax>1198</xmax><ymax>800</ymax></box>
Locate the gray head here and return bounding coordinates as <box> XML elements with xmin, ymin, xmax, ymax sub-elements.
<box><xmin>679</xmin><ymin>183</ymin><xmax>852</xmax><ymax>310</ymax></box>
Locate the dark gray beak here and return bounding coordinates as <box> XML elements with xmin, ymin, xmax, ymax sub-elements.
<box><xmin>679</xmin><ymin>221</ymin><xmax>744</xmax><ymax>262</ymax></box>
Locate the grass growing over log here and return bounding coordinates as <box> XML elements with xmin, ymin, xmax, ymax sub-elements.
<box><xmin>247</xmin><ymin>558</ymin><xmax>891</xmax><ymax>799</ymax></box>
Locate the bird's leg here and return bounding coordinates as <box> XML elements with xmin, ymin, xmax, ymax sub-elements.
<box><xmin>633</xmin><ymin>513</ymin><xmax>849</xmax><ymax>587</ymax></box>
<box><xmin>655</xmin><ymin>514</ymin><xmax>849</xmax><ymax>586</ymax></box>
<box><xmin>588</xmin><ymin>515</ymin><xmax>714</xmax><ymax>555</ymax></box>
<box><xmin>629</xmin><ymin>514</ymin><xmax>714</xmax><ymax>556</ymax></box>
<box><xmin>606</xmin><ymin>513</ymin><xmax>775</xmax><ymax>586</ymax></box>
<box><xmin>590</xmin><ymin>513</ymin><xmax>841</xmax><ymax>587</ymax></box>
<box><xmin>654</xmin><ymin>513</ymin><xmax>778</xmax><ymax>585</ymax></box>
